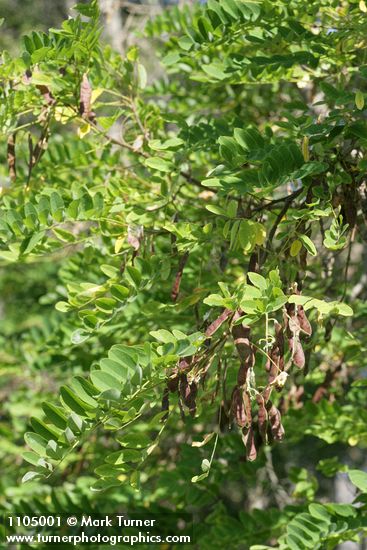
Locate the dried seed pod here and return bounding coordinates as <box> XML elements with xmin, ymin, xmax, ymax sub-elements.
<box><xmin>161</xmin><ymin>386</ymin><xmax>169</xmax><ymax>421</ymax></box>
<box><xmin>262</xmin><ymin>385</ymin><xmax>272</xmax><ymax>403</ymax></box>
<box><xmin>127</xmin><ymin>225</ymin><xmax>143</xmax><ymax>252</ymax></box>
<box><xmin>289</xmin><ymin>336</ymin><xmax>305</xmax><ymax>369</ymax></box>
<box><xmin>266</xmin><ymin>401</ymin><xmax>285</xmax><ymax>441</ymax></box>
<box><xmin>297</xmin><ymin>306</ymin><xmax>312</xmax><ymax>337</ymax></box>
<box><xmin>205</xmin><ymin>308</ymin><xmax>232</xmax><ymax>338</ymax></box>
<box><xmin>177</xmin><ymin>357</ymin><xmax>192</xmax><ymax>372</ymax></box>
<box><xmin>231</xmin><ymin>386</ymin><xmax>248</xmax><ymax>428</ymax></box>
<box><xmin>342</xmin><ymin>185</ymin><xmax>357</xmax><ymax>229</ymax></box>
<box><xmin>79</xmin><ymin>73</ymin><xmax>92</xmax><ymax>118</ymax></box>
<box><xmin>167</xmin><ymin>376</ymin><xmax>179</xmax><ymax>393</ymax></box>
<box><xmin>186</xmin><ymin>381</ymin><xmax>198</xmax><ymax>417</ymax></box>
<box><xmin>231</xmin><ymin>315</ymin><xmax>255</xmax><ymax>385</ymax></box>
<box><xmin>171</xmin><ymin>252</ymin><xmax>189</xmax><ymax>302</ymax></box>
<box><xmin>179</xmin><ymin>374</ymin><xmax>197</xmax><ymax>416</ymax></box>
<box><xmin>7</xmin><ymin>134</ymin><xmax>16</xmax><ymax>182</ymax></box>
<box><xmin>243</xmin><ymin>389</ymin><xmax>252</xmax><ymax>422</ymax></box>
<box><xmin>256</xmin><ymin>394</ymin><xmax>268</xmax><ymax>445</ymax></box>
<box><xmin>289</xmin><ymin>286</ymin><xmax>312</xmax><ymax>336</ymax></box>
<box><xmin>23</xmin><ymin>69</ymin><xmax>32</xmax><ymax>84</ymax></box>
<box><xmin>266</xmin><ymin>321</ymin><xmax>285</xmax><ymax>381</ymax></box>
<box><xmin>179</xmin><ymin>373</ymin><xmax>189</xmax><ymax>401</ymax></box>
<box><xmin>36</xmin><ymin>84</ymin><xmax>55</xmax><ymax>106</ymax></box>
<box><xmin>242</xmin><ymin>426</ymin><xmax>257</xmax><ymax>462</ymax></box>
<box><xmin>285</xmin><ymin>300</ymin><xmax>306</xmax><ymax>369</ymax></box>
<box><xmin>231</xmin><ymin>388</ymin><xmax>252</xmax><ymax>428</ymax></box>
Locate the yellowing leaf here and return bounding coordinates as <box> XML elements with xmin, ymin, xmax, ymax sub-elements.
<box><xmin>78</xmin><ymin>123</ymin><xmax>91</xmax><ymax>139</ymax></box>
<box><xmin>137</xmin><ymin>64</ymin><xmax>147</xmax><ymax>89</ymax></box>
<box><xmin>115</xmin><ymin>236</ymin><xmax>124</xmax><ymax>254</ymax></box>
<box><xmin>290</xmin><ymin>239</ymin><xmax>302</xmax><ymax>257</ymax></box>
<box><xmin>54</xmin><ymin>106</ymin><xmax>74</xmax><ymax>124</ymax></box>
<box><xmin>192</xmin><ymin>433</ymin><xmax>215</xmax><ymax>447</ymax></box>
<box><xmin>355</xmin><ymin>90</ymin><xmax>365</xmax><ymax>110</ymax></box>
<box><xmin>359</xmin><ymin>0</ymin><xmax>367</xmax><ymax>12</ymax></box>
<box><xmin>91</xmin><ymin>88</ymin><xmax>103</xmax><ymax>104</ymax></box>
<box><xmin>254</xmin><ymin>223</ymin><xmax>266</xmax><ymax>245</ymax></box>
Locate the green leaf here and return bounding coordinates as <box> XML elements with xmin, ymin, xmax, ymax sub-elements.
<box><xmin>349</xmin><ymin>469</ymin><xmax>367</xmax><ymax>492</ymax></box>
<box><xmin>125</xmin><ymin>266</ymin><xmax>142</xmax><ymax>287</ymax></box>
<box><xmin>90</xmin><ymin>370</ymin><xmax>122</xmax><ymax>392</ymax></box>
<box><xmin>30</xmin><ymin>417</ymin><xmax>60</xmax><ymax>441</ymax></box>
<box><xmin>55</xmin><ymin>301</ymin><xmax>71</xmax><ymax>312</ymax></box>
<box><xmin>247</xmin><ymin>272</ymin><xmax>267</xmax><ymax>290</ymax></box>
<box><xmin>24</xmin><ymin>432</ymin><xmax>48</xmax><ymax>456</ymax></box>
<box><xmin>355</xmin><ymin>90</ymin><xmax>365</xmax><ymax>110</ymax></box>
<box><xmin>110</xmin><ymin>284</ymin><xmax>130</xmax><ymax>301</ymax></box>
<box><xmin>150</xmin><ymin>329</ymin><xmax>175</xmax><ymax>343</ymax></box>
<box><xmin>299</xmin><ymin>235</ymin><xmax>317</xmax><ymax>256</ymax></box>
<box><xmin>202</xmin><ymin>63</ymin><xmax>227</xmax><ymax>80</ymax></box>
<box><xmin>60</xmin><ymin>386</ymin><xmax>95</xmax><ymax>416</ymax></box>
<box><xmin>325</xmin><ymin>503</ymin><xmax>357</xmax><ymax>517</ymax></box>
<box><xmin>99</xmin><ymin>358</ymin><xmax>127</xmax><ymax>381</ymax></box>
<box><xmin>95</xmin><ymin>297</ymin><xmax>117</xmax><ymax>312</ymax></box>
<box><xmin>145</xmin><ymin>157</ymin><xmax>172</xmax><ymax>173</ymax></box>
<box><xmin>335</xmin><ymin>303</ymin><xmax>353</xmax><ymax>316</ymax></box>
<box><xmin>22</xmin><ymin>471</ymin><xmax>44</xmax><ymax>483</ymax></box>
<box><xmin>42</xmin><ymin>403</ymin><xmax>67</xmax><ymax>430</ymax></box>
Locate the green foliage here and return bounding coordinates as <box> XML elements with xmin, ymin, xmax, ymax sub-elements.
<box><xmin>1</xmin><ymin>0</ymin><xmax>367</xmax><ymax>548</ymax></box>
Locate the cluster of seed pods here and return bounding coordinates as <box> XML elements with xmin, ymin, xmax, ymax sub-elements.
<box><xmin>162</xmin><ymin>356</ymin><xmax>199</xmax><ymax>420</ymax></box>
<box><xmin>229</xmin><ymin>289</ymin><xmax>312</xmax><ymax>461</ymax></box>
<box><xmin>162</xmin><ymin>288</ymin><xmax>312</xmax><ymax>461</ymax></box>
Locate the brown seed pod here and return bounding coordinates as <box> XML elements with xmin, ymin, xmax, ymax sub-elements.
<box><xmin>266</xmin><ymin>401</ymin><xmax>285</xmax><ymax>441</ymax></box>
<box><xmin>205</xmin><ymin>308</ymin><xmax>232</xmax><ymax>338</ymax></box>
<box><xmin>186</xmin><ymin>381</ymin><xmax>198</xmax><ymax>417</ymax></box>
<box><xmin>127</xmin><ymin>225</ymin><xmax>143</xmax><ymax>252</ymax></box>
<box><xmin>285</xmin><ymin>300</ymin><xmax>306</xmax><ymax>369</ymax></box>
<box><xmin>167</xmin><ymin>376</ymin><xmax>179</xmax><ymax>393</ymax></box>
<box><xmin>243</xmin><ymin>389</ymin><xmax>252</xmax><ymax>422</ymax></box>
<box><xmin>7</xmin><ymin>134</ymin><xmax>16</xmax><ymax>182</ymax></box>
<box><xmin>36</xmin><ymin>84</ymin><xmax>55</xmax><ymax>106</ymax></box>
<box><xmin>177</xmin><ymin>357</ymin><xmax>192</xmax><ymax>373</ymax></box>
<box><xmin>297</xmin><ymin>306</ymin><xmax>312</xmax><ymax>337</ymax></box>
<box><xmin>231</xmin><ymin>386</ymin><xmax>247</xmax><ymax>428</ymax></box>
<box><xmin>179</xmin><ymin>373</ymin><xmax>190</xmax><ymax>401</ymax></box>
<box><xmin>171</xmin><ymin>251</ymin><xmax>189</xmax><ymax>302</ymax></box>
<box><xmin>256</xmin><ymin>394</ymin><xmax>268</xmax><ymax>445</ymax></box>
<box><xmin>242</xmin><ymin>426</ymin><xmax>257</xmax><ymax>462</ymax></box>
<box><xmin>289</xmin><ymin>336</ymin><xmax>305</xmax><ymax>369</ymax></box>
<box><xmin>231</xmin><ymin>389</ymin><xmax>252</xmax><ymax>428</ymax></box>
<box><xmin>79</xmin><ymin>73</ymin><xmax>92</xmax><ymax>119</ymax></box>
<box><xmin>289</xmin><ymin>286</ymin><xmax>312</xmax><ymax>337</ymax></box>
<box><xmin>179</xmin><ymin>374</ymin><xmax>197</xmax><ymax>417</ymax></box>
<box><xmin>161</xmin><ymin>386</ymin><xmax>169</xmax><ymax>421</ymax></box>
<box><xmin>342</xmin><ymin>184</ymin><xmax>357</xmax><ymax>229</ymax></box>
<box><xmin>231</xmin><ymin>315</ymin><xmax>255</xmax><ymax>385</ymax></box>
<box><xmin>266</xmin><ymin>321</ymin><xmax>285</xmax><ymax>380</ymax></box>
